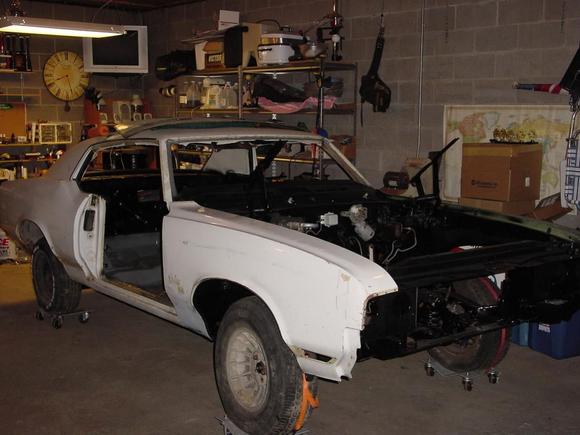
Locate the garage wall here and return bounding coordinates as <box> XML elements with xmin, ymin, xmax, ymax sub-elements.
<box><xmin>2</xmin><ymin>1</ymin><xmax>577</xmax><ymax>183</ymax></box>
<box><xmin>144</xmin><ymin>0</ymin><xmax>580</xmax><ymax>187</ymax></box>
<box><xmin>0</xmin><ymin>1</ymin><xmax>144</xmax><ymax>142</ymax></box>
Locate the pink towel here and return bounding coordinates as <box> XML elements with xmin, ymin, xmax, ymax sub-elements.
<box><xmin>258</xmin><ymin>96</ymin><xmax>337</xmax><ymax>114</ymax></box>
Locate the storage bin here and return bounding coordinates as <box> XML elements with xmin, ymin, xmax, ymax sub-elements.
<box><xmin>529</xmin><ymin>311</ymin><xmax>580</xmax><ymax>359</ymax></box>
<box><xmin>511</xmin><ymin>322</ymin><xmax>530</xmax><ymax>346</ymax></box>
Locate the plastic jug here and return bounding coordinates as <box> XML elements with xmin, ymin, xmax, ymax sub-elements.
<box><xmin>221</xmin><ymin>82</ymin><xmax>238</xmax><ymax>108</ymax></box>
<box><xmin>206</xmin><ymin>85</ymin><xmax>223</xmax><ymax>109</ymax></box>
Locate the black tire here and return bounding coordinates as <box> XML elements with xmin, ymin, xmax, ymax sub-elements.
<box><xmin>428</xmin><ymin>277</ymin><xmax>510</xmax><ymax>372</ymax></box>
<box><xmin>214</xmin><ymin>296</ymin><xmax>318</xmax><ymax>435</ymax></box>
<box><xmin>32</xmin><ymin>240</ymin><xmax>82</xmax><ymax>314</ymax></box>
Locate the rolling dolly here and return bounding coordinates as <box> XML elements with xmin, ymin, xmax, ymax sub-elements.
<box><xmin>423</xmin><ymin>357</ymin><xmax>500</xmax><ymax>392</ymax></box>
<box><xmin>34</xmin><ymin>308</ymin><xmax>91</xmax><ymax>329</ymax></box>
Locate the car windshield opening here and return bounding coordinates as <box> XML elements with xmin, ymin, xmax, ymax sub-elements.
<box><xmin>169</xmin><ymin>139</ymin><xmax>359</xmax><ymax>214</ymax></box>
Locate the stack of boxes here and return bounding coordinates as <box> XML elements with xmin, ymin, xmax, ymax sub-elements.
<box><xmin>459</xmin><ymin>142</ymin><xmax>543</xmax><ymax>215</ymax></box>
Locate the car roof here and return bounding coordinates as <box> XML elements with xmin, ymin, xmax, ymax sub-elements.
<box><xmin>118</xmin><ymin>118</ymin><xmax>314</xmax><ymax>138</ymax></box>
<box><xmin>44</xmin><ymin>119</ymin><xmax>323</xmax><ymax>180</ymax></box>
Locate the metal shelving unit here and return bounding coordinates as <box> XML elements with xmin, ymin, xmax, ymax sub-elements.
<box><xmin>174</xmin><ymin>59</ymin><xmax>358</xmax><ymax>136</ymax></box>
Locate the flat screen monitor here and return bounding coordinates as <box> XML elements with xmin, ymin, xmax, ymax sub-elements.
<box><xmin>83</xmin><ymin>25</ymin><xmax>148</xmax><ymax>74</ymax></box>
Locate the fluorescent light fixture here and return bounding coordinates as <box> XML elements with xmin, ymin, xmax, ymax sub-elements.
<box><xmin>0</xmin><ymin>16</ymin><xmax>125</xmax><ymax>38</ymax></box>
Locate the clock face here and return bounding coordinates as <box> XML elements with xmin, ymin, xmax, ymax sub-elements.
<box><xmin>43</xmin><ymin>51</ymin><xmax>89</xmax><ymax>102</ymax></box>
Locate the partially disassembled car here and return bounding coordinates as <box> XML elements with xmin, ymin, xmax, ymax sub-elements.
<box><xmin>1</xmin><ymin>119</ymin><xmax>579</xmax><ymax>434</ymax></box>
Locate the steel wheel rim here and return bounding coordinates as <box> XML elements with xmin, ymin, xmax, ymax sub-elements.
<box><xmin>225</xmin><ymin>326</ymin><xmax>269</xmax><ymax>412</ymax></box>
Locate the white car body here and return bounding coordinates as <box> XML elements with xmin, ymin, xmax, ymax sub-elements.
<box><xmin>0</xmin><ymin>121</ymin><xmax>397</xmax><ymax>382</ymax></box>
<box><xmin>3</xmin><ymin>118</ymin><xmax>580</xmax><ymax>397</ymax></box>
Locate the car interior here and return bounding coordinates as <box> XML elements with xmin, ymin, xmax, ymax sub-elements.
<box><xmin>78</xmin><ymin>143</ymin><xmax>168</xmax><ymax>302</ymax></box>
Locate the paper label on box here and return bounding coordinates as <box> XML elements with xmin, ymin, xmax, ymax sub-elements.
<box><xmin>538</xmin><ymin>323</ymin><xmax>551</xmax><ymax>333</ymax></box>
<box><xmin>471</xmin><ymin>179</ymin><xmax>499</xmax><ymax>189</ymax></box>
<box><xmin>0</xmin><ymin>237</ymin><xmax>16</xmax><ymax>260</ymax></box>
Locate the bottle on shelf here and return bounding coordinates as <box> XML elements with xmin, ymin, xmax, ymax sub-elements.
<box><xmin>12</xmin><ymin>35</ymin><xmax>26</xmax><ymax>72</ymax></box>
<box><xmin>1</xmin><ymin>35</ymin><xmax>13</xmax><ymax>70</ymax></box>
<box><xmin>221</xmin><ymin>82</ymin><xmax>237</xmax><ymax>109</ymax></box>
<box><xmin>191</xmin><ymin>81</ymin><xmax>202</xmax><ymax>107</ymax></box>
<box><xmin>205</xmin><ymin>84</ymin><xmax>223</xmax><ymax>109</ymax></box>
<box><xmin>25</xmin><ymin>36</ymin><xmax>32</xmax><ymax>72</ymax></box>
<box><xmin>186</xmin><ymin>81</ymin><xmax>194</xmax><ymax>107</ymax></box>
<box><xmin>130</xmin><ymin>94</ymin><xmax>143</xmax><ymax>119</ymax></box>
<box><xmin>179</xmin><ymin>81</ymin><xmax>189</xmax><ymax>107</ymax></box>
<box><xmin>0</xmin><ymin>35</ymin><xmax>11</xmax><ymax>70</ymax></box>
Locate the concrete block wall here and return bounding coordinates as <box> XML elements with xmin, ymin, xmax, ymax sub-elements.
<box><xmin>0</xmin><ymin>1</ymin><xmax>143</xmax><ymax>143</ymax></box>
<box><xmin>2</xmin><ymin>1</ymin><xmax>577</xmax><ymax>185</ymax></box>
<box><xmin>144</xmin><ymin>0</ymin><xmax>580</xmax><ymax>187</ymax></box>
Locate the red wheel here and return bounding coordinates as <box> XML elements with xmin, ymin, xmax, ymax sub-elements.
<box><xmin>428</xmin><ymin>277</ymin><xmax>510</xmax><ymax>372</ymax></box>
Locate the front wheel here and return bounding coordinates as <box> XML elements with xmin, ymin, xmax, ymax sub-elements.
<box><xmin>214</xmin><ymin>296</ymin><xmax>318</xmax><ymax>435</ymax></box>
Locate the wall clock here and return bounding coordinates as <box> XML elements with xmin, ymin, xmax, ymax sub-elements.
<box><xmin>43</xmin><ymin>51</ymin><xmax>90</xmax><ymax>112</ymax></box>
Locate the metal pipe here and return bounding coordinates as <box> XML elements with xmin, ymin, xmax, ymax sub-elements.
<box><xmin>416</xmin><ymin>0</ymin><xmax>426</xmax><ymax>158</ymax></box>
<box><xmin>567</xmin><ymin>107</ymin><xmax>579</xmax><ymax>149</ymax></box>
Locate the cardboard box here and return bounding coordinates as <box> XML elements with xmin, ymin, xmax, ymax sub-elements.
<box><xmin>527</xmin><ymin>192</ymin><xmax>572</xmax><ymax>221</ymax></box>
<box><xmin>459</xmin><ymin>197</ymin><xmax>536</xmax><ymax>215</ymax></box>
<box><xmin>330</xmin><ymin>135</ymin><xmax>356</xmax><ymax>160</ymax></box>
<box><xmin>461</xmin><ymin>142</ymin><xmax>542</xmax><ymax>201</ymax></box>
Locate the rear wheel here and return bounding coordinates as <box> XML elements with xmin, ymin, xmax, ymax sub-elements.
<box><xmin>32</xmin><ymin>240</ymin><xmax>81</xmax><ymax>314</ymax></box>
<box><xmin>214</xmin><ymin>296</ymin><xmax>318</xmax><ymax>435</ymax></box>
<box><xmin>428</xmin><ymin>277</ymin><xmax>510</xmax><ymax>372</ymax></box>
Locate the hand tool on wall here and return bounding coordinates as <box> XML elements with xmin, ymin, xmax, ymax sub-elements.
<box><xmin>359</xmin><ymin>7</ymin><xmax>391</xmax><ymax>125</ymax></box>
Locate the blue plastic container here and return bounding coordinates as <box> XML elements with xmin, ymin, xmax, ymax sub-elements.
<box><xmin>511</xmin><ymin>322</ymin><xmax>530</xmax><ymax>346</ymax></box>
<box><xmin>529</xmin><ymin>311</ymin><xmax>580</xmax><ymax>359</ymax></box>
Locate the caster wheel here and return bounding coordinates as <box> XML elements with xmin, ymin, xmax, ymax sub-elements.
<box><xmin>488</xmin><ymin>372</ymin><xmax>499</xmax><ymax>384</ymax></box>
<box><xmin>462</xmin><ymin>379</ymin><xmax>473</xmax><ymax>391</ymax></box>
<box><xmin>52</xmin><ymin>317</ymin><xmax>63</xmax><ymax>329</ymax></box>
<box><xmin>424</xmin><ymin>364</ymin><xmax>435</xmax><ymax>377</ymax></box>
<box><xmin>35</xmin><ymin>311</ymin><xmax>44</xmax><ymax>321</ymax></box>
<box><xmin>79</xmin><ymin>312</ymin><xmax>90</xmax><ymax>324</ymax></box>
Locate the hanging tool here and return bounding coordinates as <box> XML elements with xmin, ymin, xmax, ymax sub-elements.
<box><xmin>359</xmin><ymin>7</ymin><xmax>391</xmax><ymax>124</ymax></box>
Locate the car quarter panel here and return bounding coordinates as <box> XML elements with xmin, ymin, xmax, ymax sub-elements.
<box><xmin>0</xmin><ymin>178</ymin><xmax>88</xmax><ymax>271</ymax></box>
<box><xmin>162</xmin><ymin>202</ymin><xmax>398</xmax><ymax>380</ymax></box>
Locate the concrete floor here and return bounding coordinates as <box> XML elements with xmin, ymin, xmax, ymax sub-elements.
<box><xmin>1</xmin><ymin>263</ymin><xmax>579</xmax><ymax>435</ymax></box>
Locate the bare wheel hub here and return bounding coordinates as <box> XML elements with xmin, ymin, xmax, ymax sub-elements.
<box><xmin>226</xmin><ymin>327</ymin><xmax>269</xmax><ymax>412</ymax></box>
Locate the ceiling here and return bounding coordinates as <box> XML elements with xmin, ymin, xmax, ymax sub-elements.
<box><xmin>21</xmin><ymin>0</ymin><xmax>204</xmax><ymax>11</ymax></box>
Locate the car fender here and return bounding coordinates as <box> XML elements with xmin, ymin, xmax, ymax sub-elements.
<box><xmin>162</xmin><ymin>203</ymin><xmax>398</xmax><ymax>380</ymax></box>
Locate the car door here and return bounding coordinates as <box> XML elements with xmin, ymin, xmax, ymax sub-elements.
<box><xmin>74</xmin><ymin>139</ymin><xmax>161</xmax><ymax>281</ymax></box>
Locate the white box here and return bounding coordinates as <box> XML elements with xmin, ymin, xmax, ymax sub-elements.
<box><xmin>0</xmin><ymin>234</ymin><xmax>16</xmax><ymax>260</ymax></box>
<box><xmin>218</xmin><ymin>10</ymin><xmax>239</xmax><ymax>30</ymax></box>
<box><xmin>195</xmin><ymin>41</ymin><xmax>207</xmax><ymax>70</ymax></box>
